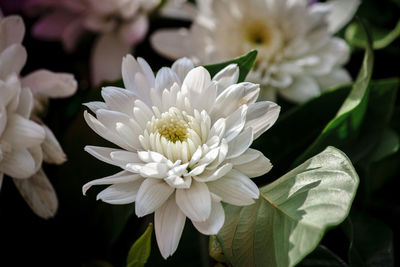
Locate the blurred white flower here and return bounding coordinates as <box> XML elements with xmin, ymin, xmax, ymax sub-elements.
<box><xmin>0</xmin><ymin>14</ymin><xmax>77</xmax><ymax>218</ymax></box>
<box><xmin>83</xmin><ymin>55</ymin><xmax>280</xmax><ymax>258</ymax></box>
<box><xmin>26</xmin><ymin>0</ymin><xmax>160</xmax><ymax>86</ymax></box>
<box><xmin>151</xmin><ymin>0</ymin><xmax>360</xmax><ymax>103</ymax></box>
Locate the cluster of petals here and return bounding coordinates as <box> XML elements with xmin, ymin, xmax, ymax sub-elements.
<box><xmin>83</xmin><ymin>55</ymin><xmax>280</xmax><ymax>258</ymax></box>
<box><xmin>151</xmin><ymin>0</ymin><xmax>360</xmax><ymax>103</ymax></box>
<box><xmin>0</xmin><ymin>14</ymin><xmax>77</xmax><ymax>218</ymax></box>
<box><xmin>26</xmin><ymin>0</ymin><xmax>160</xmax><ymax>85</ymax></box>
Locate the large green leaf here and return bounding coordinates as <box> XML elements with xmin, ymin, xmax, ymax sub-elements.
<box><xmin>217</xmin><ymin>147</ymin><xmax>359</xmax><ymax>267</ymax></box>
<box><xmin>293</xmin><ymin>22</ymin><xmax>374</xmax><ymax>166</ymax></box>
<box><xmin>126</xmin><ymin>224</ymin><xmax>153</xmax><ymax>267</ymax></box>
<box><xmin>346</xmin><ymin>20</ymin><xmax>400</xmax><ymax>50</ymax></box>
<box><xmin>203</xmin><ymin>50</ymin><xmax>258</xmax><ymax>82</ymax></box>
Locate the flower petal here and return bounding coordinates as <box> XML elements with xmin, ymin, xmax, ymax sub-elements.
<box><xmin>326</xmin><ymin>0</ymin><xmax>361</xmax><ymax>33</ymax></box>
<box><xmin>83</xmin><ymin>171</ymin><xmax>142</xmax><ymax>195</ymax></box>
<box><xmin>151</xmin><ymin>28</ymin><xmax>192</xmax><ymax>60</ymax></box>
<box><xmin>0</xmin><ymin>15</ymin><xmax>25</xmax><ymax>53</ymax></box>
<box><xmin>176</xmin><ymin>180</ymin><xmax>211</xmax><ymax>221</ymax></box>
<box><xmin>208</xmin><ymin>169</ymin><xmax>259</xmax><ymax>206</ymax></box>
<box><xmin>230</xmin><ymin>149</ymin><xmax>272</xmax><ymax>178</ymax></box>
<box><xmin>22</xmin><ymin>69</ymin><xmax>77</xmax><ymax>98</ymax></box>
<box><xmin>97</xmin><ymin>180</ymin><xmax>143</xmax><ymax>204</ymax></box>
<box><xmin>171</xmin><ymin>57</ymin><xmax>194</xmax><ymax>84</ymax></box>
<box><xmin>135</xmin><ymin>178</ymin><xmax>174</xmax><ymax>217</ymax></box>
<box><xmin>155</xmin><ymin>195</ymin><xmax>186</xmax><ymax>259</ymax></box>
<box><xmin>226</xmin><ymin>127</ymin><xmax>253</xmax><ymax>159</ymax></box>
<box><xmin>41</xmin><ymin>125</ymin><xmax>67</xmax><ymax>164</ymax></box>
<box><xmin>0</xmin><ymin>43</ymin><xmax>26</xmax><ymax>79</ymax></box>
<box><xmin>13</xmin><ymin>168</ymin><xmax>58</xmax><ymax>219</ymax></box>
<box><xmin>192</xmin><ymin>200</ymin><xmax>225</xmax><ymax>235</ymax></box>
<box><xmin>279</xmin><ymin>75</ymin><xmax>320</xmax><ymax>103</ymax></box>
<box><xmin>119</xmin><ymin>15</ymin><xmax>148</xmax><ymax>45</ymax></box>
<box><xmin>91</xmin><ymin>33</ymin><xmax>131</xmax><ymax>86</ymax></box>
<box><xmin>224</xmin><ymin>105</ymin><xmax>248</xmax><ymax>142</ymax></box>
<box><xmin>2</xmin><ymin>114</ymin><xmax>45</xmax><ymax>148</ymax></box>
<box><xmin>212</xmin><ymin>64</ymin><xmax>239</xmax><ymax>95</ymax></box>
<box><xmin>245</xmin><ymin>101</ymin><xmax>280</xmax><ymax>140</ymax></box>
<box><xmin>0</xmin><ymin>148</ymin><xmax>35</xmax><ymax>179</ymax></box>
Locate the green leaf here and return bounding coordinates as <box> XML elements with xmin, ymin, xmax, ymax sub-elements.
<box><xmin>298</xmin><ymin>245</ymin><xmax>348</xmax><ymax>267</ymax></box>
<box><xmin>344</xmin><ymin>213</ymin><xmax>394</xmax><ymax>267</ymax></box>
<box><xmin>203</xmin><ymin>50</ymin><xmax>258</xmax><ymax>82</ymax></box>
<box><xmin>217</xmin><ymin>147</ymin><xmax>359</xmax><ymax>267</ymax></box>
<box><xmin>369</xmin><ymin>128</ymin><xmax>399</xmax><ymax>163</ymax></box>
<box><xmin>346</xmin><ymin>78</ymin><xmax>399</xmax><ymax>163</ymax></box>
<box><xmin>293</xmin><ymin>21</ymin><xmax>374</xmax><ymax>166</ymax></box>
<box><xmin>346</xmin><ymin>20</ymin><xmax>400</xmax><ymax>50</ymax></box>
<box><xmin>126</xmin><ymin>223</ymin><xmax>153</xmax><ymax>267</ymax></box>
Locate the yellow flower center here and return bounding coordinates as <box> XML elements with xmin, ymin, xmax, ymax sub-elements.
<box><xmin>246</xmin><ymin>21</ymin><xmax>272</xmax><ymax>46</ymax></box>
<box><xmin>155</xmin><ymin>111</ymin><xmax>189</xmax><ymax>143</ymax></box>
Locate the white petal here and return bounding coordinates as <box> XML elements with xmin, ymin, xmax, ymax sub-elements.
<box><xmin>138</xmin><ymin>150</ymin><xmax>169</xmax><ymax>164</ymax></box>
<box><xmin>194</xmin><ymin>163</ymin><xmax>232</xmax><ymax>182</ymax></box>
<box><xmin>171</xmin><ymin>57</ymin><xmax>195</xmax><ymax>83</ymax></box>
<box><xmin>155</xmin><ymin>67</ymin><xmax>180</xmax><ymax>93</ymax></box>
<box><xmin>224</xmin><ymin>105</ymin><xmax>248</xmax><ymax>142</ymax></box>
<box><xmin>140</xmin><ymin>163</ymin><xmax>169</xmax><ymax>178</ymax></box>
<box><xmin>182</xmin><ymin>66</ymin><xmax>212</xmax><ymax>110</ymax></box>
<box><xmin>245</xmin><ymin>101</ymin><xmax>280</xmax><ymax>140</ymax></box>
<box><xmin>135</xmin><ymin>178</ymin><xmax>174</xmax><ymax>217</ymax></box>
<box><xmin>212</xmin><ymin>82</ymin><xmax>259</xmax><ymax>119</ymax></box>
<box><xmin>119</xmin><ymin>15</ymin><xmax>148</xmax><ymax>45</ymax></box>
<box><xmin>279</xmin><ymin>76</ymin><xmax>321</xmax><ymax>103</ymax></box>
<box><xmin>28</xmin><ymin>145</ymin><xmax>43</xmax><ymax>174</ymax></box>
<box><xmin>41</xmin><ymin>125</ymin><xmax>66</xmax><ymax>164</ymax></box>
<box><xmin>13</xmin><ymin>168</ymin><xmax>58</xmax><ymax>219</ymax></box>
<box><xmin>155</xmin><ymin>195</ymin><xmax>186</xmax><ymax>259</ymax></box>
<box><xmin>0</xmin><ymin>148</ymin><xmax>35</xmax><ymax>179</ymax></box>
<box><xmin>151</xmin><ymin>28</ymin><xmax>192</xmax><ymax>60</ymax></box>
<box><xmin>0</xmin><ymin>43</ymin><xmax>26</xmax><ymax>79</ymax></box>
<box><xmin>83</xmin><ymin>171</ymin><xmax>142</xmax><ymax>195</ymax></box>
<box><xmin>22</xmin><ymin>70</ymin><xmax>77</xmax><ymax>98</ymax></box>
<box><xmin>91</xmin><ymin>33</ymin><xmax>130</xmax><ymax>86</ymax></box>
<box><xmin>101</xmin><ymin>86</ymin><xmax>137</xmax><ymax>115</ymax></box>
<box><xmin>192</xmin><ymin>200</ymin><xmax>225</xmax><ymax>235</ymax></box>
<box><xmin>316</xmin><ymin>68</ymin><xmax>352</xmax><ymax>91</ymax></box>
<box><xmin>231</xmin><ymin>149</ymin><xmax>272</xmax><ymax>178</ymax></box>
<box><xmin>137</xmin><ymin>57</ymin><xmax>156</xmax><ymax>89</ymax></box>
<box><xmin>208</xmin><ymin>169</ymin><xmax>259</xmax><ymax>206</ymax></box>
<box><xmin>226</xmin><ymin>127</ymin><xmax>253</xmax><ymax>159</ymax></box>
<box><xmin>0</xmin><ymin>15</ymin><xmax>25</xmax><ymax>52</ymax></box>
<box><xmin>212</xmin><ymin>64</ymin><xmax>239</xmax><ymax>95</ymax></box>
<box><xmin>97</xmin><ymin>181</ymin><xmax>143</xmax><ymax>204</ymax></box>
<box><xmin>326</xmin><ymin>0</ymin><xmax>360</xmax><ymax>33</ymax></box>
<box><xmin>2</xmin><ymin>114</ymin><xmax>45</xmax><ymax>148</ymax></box>
<box><xmin>84</xmin><ymin>146</ymin><xmax>137</xmax><ymax>168</ymax></box>
<box><xmin>176</xmin><ymin>180</ymin><xmax>211</xmax><ymax>221</ymax></box>
<box><xmin>122</xmin><ymin>54</ymin><xmax>140</xmax><ymax>92</ymax></box>
<box><xmin>84</xmin><ymin>110</ymin><xmax>133</xmax><ymax>151</ymax></box>
<box><xmin>84</xmin><ymin>101</ymin><xmax>108</xmax><ymax>113</ymax></box>
<box><xmin>16</xmin><ymin>87</ymin><xmax>33</xmax><ymax>118</ymax></box>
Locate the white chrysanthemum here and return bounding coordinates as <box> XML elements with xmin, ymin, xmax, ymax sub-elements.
<box><xmin>27</xmin><ymin>0</ymin><xmax>160</xmax><ymax>85</ymax></box>
<box><xmin>0</xmin><ymin>14</ymin><xmax>77</xmax><ymax>218</ymax></box>
<box><xmin>151</xmin><ymin>0</ymin><xmax>360</xmax><ymax>103</ymax></box>
<box><xmin>82</xmin><ymin>55</ymin><xmax>280</xmax><ymax>258</ymax></box>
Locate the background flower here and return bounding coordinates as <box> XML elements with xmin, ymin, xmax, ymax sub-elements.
<box><xmin>151</xmin><ymin>0</ymin><xmax>360</xmax><ymax>103</ymax></box>
<box><xmin>25</xmin><ymin>0</ymin><xmax>160</xmax><ymax>86</ymax></box>
<box><xmin>0</xmin><ymin>14</ymin><xmax>77</xmax><ymax>218</ymax></box>
<box><xmin>83</xmin><ymin>55</ymin><xmax>280</xmax><ymax>258</ymax></box>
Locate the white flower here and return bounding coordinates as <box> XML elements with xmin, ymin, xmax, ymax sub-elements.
<box><xmin>151</xmin><ymin>0</ymin><xmax>360</xmax><ymax>103</ymax></box>
<box><xmin>82</xmin><ymin>55</ymin><xmax>280</xmax><ymax>258</ymax></box>
<box><xmin>0</xmin><ymin>14</ymin><xmax>77</xmax><ymax>218</ymax></box>
<box><xmin>27</xmin><ymin>0</ymin><xmax>160</xmax><ymax>85</ymax></box>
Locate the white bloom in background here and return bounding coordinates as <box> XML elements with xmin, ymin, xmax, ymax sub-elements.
<box><xmin>26</xmin><ymin>0</ymin><xmax>160</xmax><ymax>85</ymax></box>
<box><xmin>0</xmin><ymin>14</ymin><xmax>77</xmax><ymax>218</ymax></box>
<box><xmin>151</xmin><ymin>0</ymin><xmax>360</xmax><ymax>103</ymax></box>
<box><xmin>82</xmin><ymin>55</ymin><xmax>280</xmax><ymax>258</ymax></box>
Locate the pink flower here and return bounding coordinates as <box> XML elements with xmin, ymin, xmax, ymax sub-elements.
<box><xmin>26</xmin><ymin>0</ymin><xmax>160</xmax><ymax>85</ymax></box>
